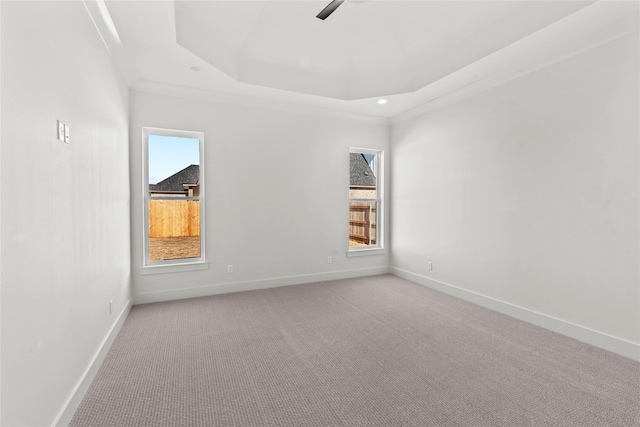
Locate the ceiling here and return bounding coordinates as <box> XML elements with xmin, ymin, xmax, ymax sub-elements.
<box><xmin>92</xmin><ymin>0</ymin><xmax>638</xmax><ymax>119</ymax></box>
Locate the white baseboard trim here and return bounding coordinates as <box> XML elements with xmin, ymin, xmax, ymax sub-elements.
<box><xmin>391</xmin><ymin>267</ymin><xmax>640</xmax><ymax>362</ymax></box>
<box><xmin>135</xmin><ymin>267</ymin><xmax>391</xmax><ymax>305</ymax></box>
<box><xmin>53</xmin><ymin>299</ymin><xmax>133</xmax><ymax>427</ymax></box>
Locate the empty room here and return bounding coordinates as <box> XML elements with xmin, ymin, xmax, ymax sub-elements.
<box><xmin>1</xmin><ymin>0</ymin><xmax>639</xmax><ymax>426</ymax></box>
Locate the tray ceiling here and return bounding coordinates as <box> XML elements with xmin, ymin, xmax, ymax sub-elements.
<box><xmin>174</xmin><ymin>1</ymin><xmax>591</xmax><ymax>100</ymax></box>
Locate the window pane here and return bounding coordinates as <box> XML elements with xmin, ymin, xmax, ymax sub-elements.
<box><xmin>349</xmin><ymin>200</ymin><xmax>377</xmax><ymax>247</ymax></box>
<box><xmin>148</xmin><ymin>135</ymin><xmax>200</xmax><ymax>192</ymax></box>
<box><xmin>147</xmin><ymin>134</ymin><xmax>201</xmax><ymax>262</ymax></box>
<box><xmin>148</xmin><ymin>200</ymin><xmax>200</xmax><ymax>261</ymax></box>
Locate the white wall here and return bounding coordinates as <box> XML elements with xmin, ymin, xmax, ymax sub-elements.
<box><xmin>391</xmin><ymin>32</ymin><xmax>639</xmax><ymax>359</ymax></box>
<box><xmin>1</xmin><ymin>2</ymin><xmax>131</xmax><ymax>426</ymax></box>
<box><xmin>130</xmin><ymin>89</ymin><xmax>390</xmax><ymax>302</ymax></box>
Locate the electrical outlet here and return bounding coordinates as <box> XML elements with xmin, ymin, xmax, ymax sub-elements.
<box><xmin>427</xmin><ymin>262</ymin><xmax>433</xmax><ymax>271</ymax></box>
<box><xmin>109</xmin><ymin>300</ymin><xmax>113</xmax><ymax>315</ymax></box>
<box><xmin>64</xmin><ymin>124</ymin><xmax>70</xmax><ymax>143</ymax></box>
<box><xmin>227</xmin><ymin>264</ymin><xmax>233</xmax><ymax>274</ymax></box>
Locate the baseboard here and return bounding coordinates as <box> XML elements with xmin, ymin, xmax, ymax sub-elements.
<box><xmin>135</xmin><ymin>266</ymin><xmax>391</xmax><ymax>305</ymax></box>
<box><xmin>391</xmin><ymin>267</ymin><xmax>640</xmax><ymax>362</ymax></box>
<box><xmin>53</xmin><ymin>299</ymin><xmax>133</xmax><ymax>427</ymax></box>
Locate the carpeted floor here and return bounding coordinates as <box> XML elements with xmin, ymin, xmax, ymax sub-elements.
<box><xmin>70</xmin><ymin>275</ymin><xmax>640</xmax><ymax>426</ymax></box>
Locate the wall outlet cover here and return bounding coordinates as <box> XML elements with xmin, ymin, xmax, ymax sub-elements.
<box><xmin>57</xmin><ymin>121</ymin><xmax>65</xmax><ymax>141</ymax></box>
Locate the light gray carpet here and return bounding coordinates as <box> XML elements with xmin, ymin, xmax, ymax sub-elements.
<box><xmin>70</xmin><ymin>275</ymin><xmax>640</xmax><ymax>426</ymax></box>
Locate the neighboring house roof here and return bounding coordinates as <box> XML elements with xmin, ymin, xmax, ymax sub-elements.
<box><xmin>150</xmin><ymin>164</ymin><xmax>200</xmax><ymax>193</ymax></box>
<box><xmin>350</xmin><ymin>153</ymin><xmax>376</xmax><ymax>187</ymax></box>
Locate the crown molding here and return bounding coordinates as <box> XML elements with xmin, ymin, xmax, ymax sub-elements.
<box><xmin>130</xmin><ymin>80</ymin><xmax>391</xmax><ymax>127</ymax></box>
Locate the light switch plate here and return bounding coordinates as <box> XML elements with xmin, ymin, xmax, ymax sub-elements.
<box><xmin>57</xmin><ymin>120</ymin><xmax>65</xmax><ymax>141</ymax></box>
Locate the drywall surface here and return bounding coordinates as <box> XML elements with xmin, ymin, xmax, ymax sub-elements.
<box><xmin>1</xmin><ymin>2</ymin><xmax>131</xmax><ymax>426</ymax></box>
<box><xmin>130</xmin><ymin>90</ymin><xmax>390</xmax><ymax>301</ymax></box>
<box><xmin>391</xmin><ymin>33</ymin><xmax>639</xmax><ymax>352</ymax></box>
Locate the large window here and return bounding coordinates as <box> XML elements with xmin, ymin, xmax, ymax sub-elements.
<box><xmin>349</xmin><ymin>148</ymin><xmax>383</xmax><ymax>252</ymax></box>
<box><xmin>143</xmin><ymin>127</ymin><xmax>205</xmax><ymax>266</ymax></box>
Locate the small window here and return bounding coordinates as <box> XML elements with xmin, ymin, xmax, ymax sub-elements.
<box><xmin>143</xmin><ymin>127</ymin><xmax>205</xmax><ymax>266</ymax></box>
<box><xmin>349</xmin><ymin>148</ymin><xmax>383</xmax><ymax>251</ymax></box>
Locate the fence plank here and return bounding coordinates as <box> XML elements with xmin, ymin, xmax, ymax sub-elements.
<box><xmin>349</xmin><ymin>202</ymin><xmax>376</xmax><ymax>245</ymax></box>
<box><xmin>149</xmin><ymin>200</ymin><xmax>200</xmax><ymax>238</ymax></box>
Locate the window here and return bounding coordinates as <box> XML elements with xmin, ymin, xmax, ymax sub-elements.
<box><xmin>349</xmin><ymin>148</ymin><xmax>383</xmax><ymax>253</ymax></box>
<box><xmin>143</xmin><ymin>127</ymin><xmax>205</xmax><ymax>266</ymax></box>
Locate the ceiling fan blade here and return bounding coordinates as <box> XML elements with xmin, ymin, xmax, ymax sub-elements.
<box><xmin>316</xmin><ymin>0</ymin><xmax>345</xmax><ymax>20</ymax></box>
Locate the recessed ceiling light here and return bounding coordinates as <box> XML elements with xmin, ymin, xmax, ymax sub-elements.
<box><xmin>377</xmin><ymin>99</ymin><xmax>387</xmax><ymax>105</ymax></box>
<box><xmin>190</xmin><ymin>65</ymin><xmax>203</xmax><ymax>72</ymax></box>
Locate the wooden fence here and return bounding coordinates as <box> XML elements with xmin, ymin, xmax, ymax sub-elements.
<box><xmin>349</xmin><ymin>202</ymin><xmax>376</xmax><ymax>245</ymax></box>
<box><xmin>149</xmin><ymin>200</ymin><xmax>200</xmax><ymax>238</ymax></box>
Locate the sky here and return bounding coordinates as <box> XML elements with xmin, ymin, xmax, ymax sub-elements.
<box><xmin>148</xmin><ymin>134</ymin><xmax>200</xmax><ymax>184</ymax></box>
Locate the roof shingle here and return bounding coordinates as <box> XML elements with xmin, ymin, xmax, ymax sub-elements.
<box><xmin>350</xmin><ymin>153</ymin><xmax>376</xmax><ymax>187</ymax></box>
<box><xmin>150</xmin><ymin>164</ymin><xmax>200</xmax><ymax>192</ymax></box>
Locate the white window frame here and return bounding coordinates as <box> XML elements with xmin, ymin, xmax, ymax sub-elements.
<box><xmin>348</xmin><ymin>147</ymin><xmax>385</xmax><ymax>257</ymax></box>
<box><xmin>141</xmin><ymin>127</ymin><xmax>207</xmax><ymax>272</ymax></box>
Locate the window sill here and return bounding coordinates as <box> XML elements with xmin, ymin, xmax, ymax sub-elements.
<box><xmin>347</xmin><ymin>248</ymin><xmax>386</xmax><ymax>257</ymax></box>
<box><xmin>140</xmin><ymin>261</ymin><xmax>209</xmax><ymax>276</ymax></box>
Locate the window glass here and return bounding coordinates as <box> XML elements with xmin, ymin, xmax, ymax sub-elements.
<box><xmin>349</xmin><ymin>149</ymin><xmax>382</xmax><ymax>249</ymax></box>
